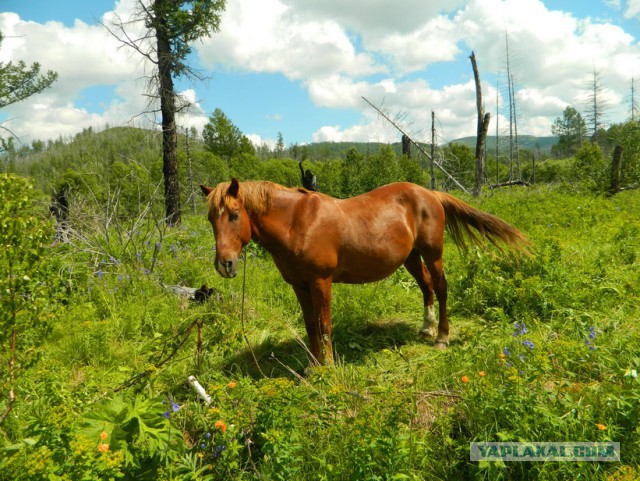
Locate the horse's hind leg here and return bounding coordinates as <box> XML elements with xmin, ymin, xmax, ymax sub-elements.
<box><xmin>422</xmin><ymin>249</ymin><xmax>449</xmax><ymax>348</ymax></box>
<box><xmin>403</xmin><ymin>250</ymin><xmax>436</xmax><ymax>338</ymax></box>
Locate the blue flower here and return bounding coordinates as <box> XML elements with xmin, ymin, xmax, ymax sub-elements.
<box><xmin>205</xmin><ymin>432</ymin><xmax>211</xmax><ymax>439</ymax></box>
<box><xmin>171</xmin><ymin>402</ymin><xmax>180</xmax><ymax>412</ymax></box>
<box><xmin>589</xmin><ymin>326</ymin><xmax>596</xmax><ymax>340</ymax></box>
<box><xmin>502</xmin><ymin>347</ymin><xmax>511</xmax><ymax>356</ymax></box>
<box><xmin>522</xmin><ymin>339</ymin><xmax>535</xmax><ymax>349</ymax></box>
<box><xmin>162</xmin><ymin>411</ymin><xmax>171</xmax><ymax>419</ymax></box>
<box><xmin>214</xmin><ymin>445</ymin><xmax>227</xmax><ymax>458</ymax></box>
<box><xmin>200</xmin><ymin>443</ymin><xmax>206</xmax><ymax>449</ymax></box>
<box><xmin>96</xmin><ymin>270</ymin><xmax>104</xmax><ymax>278</ymax></box>
<box><xmin>519</xmin><ymin>354</ymin><xmax>525</xmax><ymax>361</ymax></box>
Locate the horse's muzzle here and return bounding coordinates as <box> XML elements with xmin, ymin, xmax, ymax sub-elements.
<box><xmin>216</xmin><ymin>258</ymin><xmax>238</xmax><ymax>278</ymax></box>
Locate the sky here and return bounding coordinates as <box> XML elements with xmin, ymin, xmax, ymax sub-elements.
<box><xmin>1</xmin><ymin>0</ymin><xmax>640</xmax><ymax>149</ymax></box>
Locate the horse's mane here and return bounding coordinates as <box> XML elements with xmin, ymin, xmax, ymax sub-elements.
<box><xmin>208</xmin><ymin>180</ymin><xmax>306</xmax><ymax>215</ymax></box>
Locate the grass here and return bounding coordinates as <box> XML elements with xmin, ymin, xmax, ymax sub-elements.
<box><xmin>1</xmin><ymin>182</ymin><xmax>639</xmax><ymax>480</ymax></box>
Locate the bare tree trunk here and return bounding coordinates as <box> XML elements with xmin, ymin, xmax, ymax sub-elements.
<box><xmin>430</xmin><ymin>110</ymin><xmax>436</xmax><ymax>190</ymax></box>
<box><xmin>610</xmin><ymin>145</ymin><xmax>623</xmax><ymax>195</ymax></box>
<box><xmin>156</xmin><ymin>0</ymin><xmax>181</xmax><ymax>226</ymax></box>
<box><xmin>470</xmin><ymin>51</ymin><xmax>490</xmax><ymax>196</ymax></box>
<box><xmin>402</xmin><ymin>134</ymin><xmax>411</xmax><ymax>157</ymax></box>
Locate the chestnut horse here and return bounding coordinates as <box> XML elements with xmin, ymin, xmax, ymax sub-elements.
<box><xmin>200</xmin><ymin>179</ymin><xmax>529</xmax><ymax>365</ymax></box>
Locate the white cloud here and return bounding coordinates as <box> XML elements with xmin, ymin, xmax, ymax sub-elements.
<box><xmin>2</xmin><ymin>0</ymin><xmax>640</xmax><ymax>146</ymax></box>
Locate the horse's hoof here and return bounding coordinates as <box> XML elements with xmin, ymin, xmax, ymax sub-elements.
<box><xmin>419</xmin><ymin>329</ymin><xmax>435</xmax><ymax>338</ymax></box>
<box><xmin>434</xmin><ymin>341</ymin><xmax>449</xmax><ymax>349</ymax></box>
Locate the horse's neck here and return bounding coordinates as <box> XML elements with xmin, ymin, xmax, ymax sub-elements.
<box><xmin>248</xmin><ymin>191</ymin><xmax>297</xmax><ymax>248</ymax></box>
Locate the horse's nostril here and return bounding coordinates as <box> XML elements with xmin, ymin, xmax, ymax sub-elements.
<box><xmin>224</xmin><ymin>260</ymin><xmax>233</xmax><ymax>273</ymax></box>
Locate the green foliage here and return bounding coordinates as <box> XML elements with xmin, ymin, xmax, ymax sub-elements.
<box><xmin>202</xmin><ymin>109</ymin><xmax>255</xmax><ymax>160</ymax></box>
<box><xmin>551</xmin><ymin>106</ymin><xmax>587</xmax><ymax>158</ymax></box>
<box><xmin>0</xmin><ymin>175</ymin><xmax>54</xmax><ymax>425</ymax></box>
<box><xmin>0</xmin><ymin>32</ymin><xmax>58</xmax><ymax>111</ymax></box>
<box><xmin>2</xmin><ymin>127</ymin><xmax>640</xmax><ymax>480</ymax></box>
<box><xmin>573</xmin><ymin>142</ymin><xmax>607</xmax><ymax>190</ymax></box>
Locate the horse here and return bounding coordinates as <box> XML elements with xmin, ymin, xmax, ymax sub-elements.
<box><xmin>200</xmin><ymin>179</ymin><xmax>530</xmax><ymax>366</ymax></box>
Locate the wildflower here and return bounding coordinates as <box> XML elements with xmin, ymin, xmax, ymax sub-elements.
<box><xmin>171</xmin><ymin>402</ymin><xmax>180</xmax><ymax>412</ymax></box>
<box><xmin>198</xmin><ymin>452</ymin><xmax>204</xmax><ymax>459</ymax></box>
<box><xmin>522</xmin><ymin>339</ymin><xmax>535</xmax><ymax>349</ymax></box>
<box><xmin>227</xmin><ymin>381</ymin><xmax>237</xmax><ymax>389</ymax></box>
<box><xmin>519</xmin><ymin>354</ymin><xmax>525</xmax><ymax>361</ymax></box>
<box><xmin>99</xmin><ymin>431</ymin><xmax>108</xmax><ymax>440</ymax></box>
<box><xmin>502</xmin><ymin>347</ymin><xmax>511</xmax><ymax>356</ymax></box>
<box><xmin>589</xmin><ymin>326</ymin><xmax>596</xmax><ymax>340</ymax></box>
<box><xmin>596</xmin><ymin>423</ymin><xmax>606</xmax><ymax>431</ymax></box>
<box><xmin>96</xmin><ymin>270</ymin><xmax>104</xmax><ymax>278</ymax></box>
<box><xmin>162</xmin><ymin>411</ymin><xmax>171</xmax><ymax>419</ymax></box>
<box><xmin>499</xmin><ymin>352</ymin><xmax>506</xmax><ymax>360</ymax></box>
<box><xmin>97</xmin><ymin>443</ymin><xmax>109</xmax><ymax>453</ymax></box>
<box><xmin>204</xmin><ymin>432</ymin><xmax>211</xmax><ymax>439</ymax></box>
<box><xmin>214</xmin><ymin>445</ymin><xmax>227</xmax><ymax>458</ymax></box>
<box><xmin>215</xmin><ymin>420</ymin><xmax>227</xmax><ymax>432</ymax></box>
<box><xmin>513</xmin><ymin>322</ymin><xmax>528</xmax><ymax>336</ymax></box>
<box><xmin>461</xmin><ymin>375</ymin><xmax>470</xmax><ymax>383</ymax></box>
<box><xmin>478</xmin><ymin>371</ymin><xmax>485</xmax><ymax>377</ymax></box>
<box><xmin>200</xmin><ymin>443</ymin><xmax>207</xmax><ymax>449</ymax></box>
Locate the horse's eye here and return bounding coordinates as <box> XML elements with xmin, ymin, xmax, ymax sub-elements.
<box><xmin>228</xmin><ymin>211</ymin><xmax>240</xmax><ymax>222</ymax></box>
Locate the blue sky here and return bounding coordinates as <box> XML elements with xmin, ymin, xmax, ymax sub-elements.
<box><xmin>1</xmin><ymin>0</ymin><xmax>640</xmax><ymax>146</ymax></box>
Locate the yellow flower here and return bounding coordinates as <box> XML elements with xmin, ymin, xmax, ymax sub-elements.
<box><xmin>197</xmin><ymin>452</ymin><xmax>204</xmax><ymax>459</ymax></box>
<box><xmin>99</xmin><ymin>431</ymin><xmax>108</xmax><ymax>440</ymax></box>
<box><xmin>461</xmin><ymin>375</ymin><xmax>470</xmax><ymax>383</ymax></box>
<box><xmin>97</xmin><ymin>443</ymin><xmax>109</xmax><ymax>453</ymax></box>
<box><xmin>596</xmin><ymin>423</ymin><xmax>606</xmax><ymax>431</ymax></box>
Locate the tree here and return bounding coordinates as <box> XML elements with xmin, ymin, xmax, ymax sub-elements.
<box><xmin>551</xmin><ymin>106</ymin><xmax>586</xmax><ymax>158</ymax></box>
<box><xmin>584</xmin><ymin>68</ymin><xmax>609</xmax><ymax>140</ymax></box>
<box><xmin>105</xmin><ymin>0</ymin><xmax>226</xmax><ymax>226</ymax></box>
<box><xmin>202</xmin><ymin>108</ymin><xmax>255</xmax><ymax>159</ymax></box>
<box><xmin>0</xmin><ymin>32</ymin><xmax>58</xmax><ymax>151</ymax></box>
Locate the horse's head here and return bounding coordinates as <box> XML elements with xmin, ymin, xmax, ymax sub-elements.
<box><xmin>200</xmin><ymin>178</ymin><xmax>252</xmax><ymax>278</ymax></box>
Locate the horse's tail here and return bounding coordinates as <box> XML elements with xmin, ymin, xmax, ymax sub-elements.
<box><xmin>433</xmin><ymin>191</ymin><xmax>531</xmax><ymax>255</ymax></box>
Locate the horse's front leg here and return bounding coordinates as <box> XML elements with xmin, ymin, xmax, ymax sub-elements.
<box><xmin>310</xmin><ymin>278</ymin><xmax>334</xmax><ymax>365</ymax></box>
<box><xmin>292</xmin><ymin>284</ymin><xmax>322</xmax><ymax>366</ymax></box>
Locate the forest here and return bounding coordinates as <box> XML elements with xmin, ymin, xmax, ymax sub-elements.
<box><xmin>0</xmin><ymin>117</ymin><xmax>639</xmax><ymax>480</ymax></box>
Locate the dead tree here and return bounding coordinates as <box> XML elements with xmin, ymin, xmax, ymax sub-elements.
<box><xmin>402</xmin><ymin>134</ymin><xmax>411</xmax><ymax>157</ymax></box>
<box><xmin>361</xmin><ymin>96</ymin><xmax>470</xmax><ymax>194</ymax></box>
<box><xmin>609</xmin><ymin>145</ymin><xmax>623</xmax><ymax>195</ymax></box>
<box><xmin>470</xmin><ymin>51</ymin><xmax>490</xmax><ymax>196</ymax></box>
<box><xmin>299</xmin><ymin>161</ymin><xmax>318</xmax><ymax>191</ymax></box>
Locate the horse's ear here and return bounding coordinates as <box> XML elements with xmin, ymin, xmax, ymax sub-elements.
<box><xmin>200</xmin><ymin>184</ymin><xmax>213</xmax><ymax>196</ymax></box>
<box><xmin>227</xmin><ymin>178</ymin><xmax>240</xmax><ymax>198</ymax></box>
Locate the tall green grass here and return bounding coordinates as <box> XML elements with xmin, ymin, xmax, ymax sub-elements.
<box><xmin>0</xmin><ymin>181</ymin><xmax>638</xmax><ymax>480</ymax></box>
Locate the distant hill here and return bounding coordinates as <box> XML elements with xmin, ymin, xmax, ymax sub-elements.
<box><xmin>448</xmin><ymin>135</ymin><xmax>558</xmax><ymax>153</ymax></box>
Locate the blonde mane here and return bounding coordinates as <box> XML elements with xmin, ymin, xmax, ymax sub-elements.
<box><xmin>207</xmin><ymin>180</ymin><xmax>304</xmax><ymax>215</ymax></box>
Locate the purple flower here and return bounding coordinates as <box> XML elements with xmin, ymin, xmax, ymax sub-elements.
<box><xmin>205</xmin><ymin>432</ymin><xmax>211</xmax><ymax>439</ymax></box>
<box><xmin>96</xmin><ymin>270</ymin><xmax>104</xmax><ymax>278</ymax></box>
<box><xmin>200</xmin><ymin>443</ymin><xmax>206</xmax><ymax>449</ymax></box>
<box><xmin>502</xmin><ymin>347</ymin><xmax>511</xmax><ymax>356</ymax></box>
<box><xmin>519</xmin><ymin>354</ymin><xmax>525</xmax><ymax>361</ymax></box>
<box><xmin>589</xmin><ymin>326</ymin><xmax>596</xmax><ymax>340</ymax></box>
<box><xmin>162</xmin><ymin>411</ymin><xmax>171</xmax><ymax>419</ymax></box>
<box><xmin>522</xmin><ymin>339</ymin><xmax>535</xmax><ymax>349</ymax></box>
<box><xmin>171</xmin><ymin>402</ymin><xmax>180</xmax><ymax>412</ymax></box>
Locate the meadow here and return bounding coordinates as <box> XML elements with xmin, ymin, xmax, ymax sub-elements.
<box><xmin>1</xmin><ymin>173</ymin><xmax>639</xmax><ymax>480</ymax></box>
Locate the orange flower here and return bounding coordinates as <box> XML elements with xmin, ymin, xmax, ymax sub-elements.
<box><xmin>215</xmin><ymin>419</ymin><xmax>227</xmax><ymax>432</ymax></box>
<box><xmin>227</xmin><ymin>381</ymin><xmax>237</xmax><ymax>389</ymax></box>
<box><xmin>499</xmin><ymin>352</ymin><xmax>506</xmax><ymax>360</ymax></box>
<box><xmin>97</xmin><ymin>443</ymin><xmax>109</xmax><ymax>453</ymax></box>
<box><xmin>478</xmin><ymin>371</ymin><xmax>486</xmax><ymax>377</ymax></box>
<box><xmin>596</xmin><ymin>423</ymin><xmax>606</xmax><ymax>431</ymax></box>
<box><xmin>461</xmin><ymin>375</ymin><xmax>470</xmax><ymax>383</ymax></box>
<box><xmin>99</xmin><ymin>431</ymin><xmax>108</xmax><ymax>440</ymax></box>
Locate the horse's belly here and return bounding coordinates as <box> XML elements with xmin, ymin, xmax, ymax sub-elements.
<box><xmin>332</xmin><ymin>251</ymin><xmax>407</xmax><ymax>284</ymax></box>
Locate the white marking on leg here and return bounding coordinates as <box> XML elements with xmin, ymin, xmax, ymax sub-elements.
<box><xmin>419</xmin><ymin>304</ymin><xmax>437</xmax><ymax>337</ymax></box>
